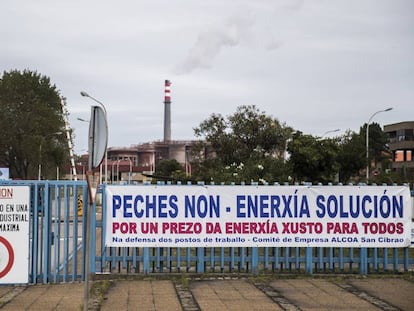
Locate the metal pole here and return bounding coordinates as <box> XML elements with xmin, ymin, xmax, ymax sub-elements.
<box><xmin>322</xmin><ymin>129</ymin><xmax>340</xmax><ymax>137</ymax></box>
<box><xmin>83</xmin><ymin>106</ymin><xmax>97</xmax><ymax>311</ymax></box>
<box><xmin>84</xmin><ymin>185</ymin><xmax>93</xmax><ymax>311</ymax></box>
<box><xmin>81</xmin><ymin>91</ymin><xmax>108</xmax><ymax>183</ymax></box>
<box><xmin>82</xmin><ymin>104</ymin><xmax>108</xmax><ymax>311</ymax></box>
<box><xmin>366</xmin><ymin>108</ymin><xmax>393</xmax><ymax>183</ymax></box>
<box><xmin>38</xmin><ymin>142</ymin><xmax>42</xmax><ymax>180</ymax></box>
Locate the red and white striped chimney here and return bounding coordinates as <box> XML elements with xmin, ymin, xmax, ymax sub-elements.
<box><xmin>163</xmin><ymin>80</ymin><xmax>171</xmax><ymax>142</ymax></box>
<box><xmin>164</xmin><ymin>79</ymin><xmax>171</xmax><ymax>103</ymax></box>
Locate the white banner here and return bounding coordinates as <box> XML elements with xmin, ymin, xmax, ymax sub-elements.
<box><xmin>0</xmin><ymin>186</ymin><xmax>30</xmax><ymax>284</ymax></box>
<box><xmin>105</xmin><ymin>185</ymin><xmax>412</xmax><ymax>248</ymax></box>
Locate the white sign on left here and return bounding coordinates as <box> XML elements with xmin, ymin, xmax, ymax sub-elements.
<box><xmin>0</xmin><ymin>186</ymin><xmax>30</xmax><ymax>284</ymax></box>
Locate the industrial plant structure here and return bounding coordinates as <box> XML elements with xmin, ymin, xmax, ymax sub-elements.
<box><xmin>74</xmin><ymin>80</ymin><xmax>207</xmax><ymax>183</ymax></box>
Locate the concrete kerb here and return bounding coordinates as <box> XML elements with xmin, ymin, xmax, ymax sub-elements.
<box><xmin>90</xmin><ymin>271</ymin><xmax>414</xmax><ymax>283</ymax></box>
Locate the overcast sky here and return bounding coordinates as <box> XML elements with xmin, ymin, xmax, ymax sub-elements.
<box><xmin>2</xmin><ymin>0</ymin><xmax>413</xmax><ymax>154</ymax></box>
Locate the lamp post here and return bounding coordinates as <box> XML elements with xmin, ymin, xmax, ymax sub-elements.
<box><xmin>80</xmin><ymin>93</ymin><xmax>108</xmax><ymax>311</ymax></box>
<box><xmin>322</xmin><ymin>129</ymin><xmax>340</xmax><ymax>137</ymax></box>
<box><xmin>38</xmin><ymin>131</ymin><xmax>62</xmax><ymax>180</ymax></box>
<box><xmin>80</xmin><ymin>91</ymin><xmax>108</xmax><ymax>183</ymax></box>
<box><xmin>366</xmin><ymin>108</ymin><xmax>393</xmax><ymax>183</ymax></box>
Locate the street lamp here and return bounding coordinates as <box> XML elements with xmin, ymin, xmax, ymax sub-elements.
<box><xmin>322</xmin><ymin>129</ymin><xmax>340</xmax><ymax>137</ymax></box>
<box><xmin>80</xmin><ymin>91</ymin><xmax>109</xmax><ymax>311</ymax></box>
<box><xmin>80</xmin><ymin>91</ymin><xmax>108</xmax><ymax>183</ymax></box>
<box><xmin>366</xmin><ymin>107</ymin><xmax>393</xmax><ymax>183</ymax></box>
<box><xmin>38</xmin><ymin>131</ymin><xmax>62</xmax><ymax>180</ymax></box>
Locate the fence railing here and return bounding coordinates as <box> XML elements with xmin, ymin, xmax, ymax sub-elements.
<box><xmin>93</xmin><ymin>183</ymin><xmax>414</xmax><ymax>276</ymax></box>
<box><xmin>0</xmin><ymin>180</ymin><xmax>88</xmax><ymax>284</ymax></box>
<box><xmin>0</xmin><ymin>180</ymin><xmax>413</xmax><ymax>284</ymax></box>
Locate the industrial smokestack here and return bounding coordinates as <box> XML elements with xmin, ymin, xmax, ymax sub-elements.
<box><xmin>163</xmin><ymin>80</ymin><xmax>171</xmax><ymax>142</ymax></box>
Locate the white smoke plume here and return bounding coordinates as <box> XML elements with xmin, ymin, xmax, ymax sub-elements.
<box><xmin>173</xmin><ymin>1</ymin><xmax>304</xmax><ymax>75</ymax></box>
<box><xmin>173</xmin><ymin>16</ymin><xmax>253</xmax><ymax>75</ymax></box>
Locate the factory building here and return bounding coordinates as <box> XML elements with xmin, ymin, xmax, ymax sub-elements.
<box><xmin>83</xmin><ymin>80</ymin><xmax>208</xmax><ymax>183</ymax></box>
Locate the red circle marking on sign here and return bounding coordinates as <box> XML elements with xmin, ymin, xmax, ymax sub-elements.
<box><xmin>0</xmin><ymin>236</ymin><xmax>14</xmax><ymax>278</ymax></box>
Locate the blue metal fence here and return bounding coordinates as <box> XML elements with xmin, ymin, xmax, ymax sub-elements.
<box><xmin>0</xmin><ymin>180</ymin><xmax>88</xmax><ymax>284</ymax></box>
<box><xmin>93</xmin><ymin>183</ymin><xmax>414</xmax><ymax>276</ymax></box>
<box><xmin>0</xmin><ymin>180</ymin><xmax>413</xmax><ymax>284</ymax></box>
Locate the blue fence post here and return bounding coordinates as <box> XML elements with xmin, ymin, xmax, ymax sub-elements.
<box><xmin>404</xmin><ymin>248</ymin><xmax>409</xmax><ymax>271</ymax></box>
<box><xmin>359</xmin><ymin>247</ymin><xmax>367</xmax><ymax>275</ymax></box>
<box><xmin>251</xmin><ymin>247</ymin><xmax>259</xmax><ymax>275</ymax></box>
<box><xmin>143</xmin><ymin>247</ymin><xmax>150</xmax><ymax>274</ymax></box>
<box><xmin>197</xmin><ymin>247</ymin><xmax>205</xmax><ymax>272</ymax></box>
<box><xmin>72</xmin><ymin>185</ymin><xmax>80</xmax><ymax>280</ymax></box>
<box><xmin>383</xmin><ymin>248</ymin><xmax>389</xmax><ymax>271</ymax></box>
<box><xmin>32</xmin><ymin>183</ymin><xmax>40</xmax><ymax>284</ymax></box>
<box><xmin>373</xmin><ymin>248</ymin><xmax>378</xmax><ymax>271</ymax></box>
<box><xmin>305</xmin><ymin>247</ymin><xmax>313</xmax><ymax>274</ymax></box>
<box><xmin>393</xmin><ymin>248</ymin><xmax>399</xmax><ymax>272</ymax></box>
<box><xmin>42</xmin><ymin>181</ymin><xmax>51</xmax><ymax>284</ymax></box>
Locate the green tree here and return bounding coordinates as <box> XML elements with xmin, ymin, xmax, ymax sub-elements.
<box><xmin>336</xmin><ymin>130</ymin><xmax>365</xmax><ymax>183</ymax></box>
<box><xmin>155</xmin><ymin>159</ymin><xmax>186</xmax><ymax>181</ymax></box>
<box><xmin>192</xmin><ymin>105</ymin><xmax>293</xmax><ymax>183</ymax></box>
<box><xmin>0</xmin><ymin>69</ymin><xmax>69</xmax><ymax>179</ymax></box>
<box><xmin>361</xmin><ymin>122</ymin><xmax>390</xmax><ymax>168</ymax></box>
<box><xmin>287</xmin><ymin>132</ymin><xmax>339</xmax><ymax>183</ymax></box>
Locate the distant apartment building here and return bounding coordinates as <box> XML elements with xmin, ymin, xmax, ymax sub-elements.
<box><xmin>384</xmin><ymin>121</ymin><xmax>414</xmax><ymax>179</ymax></box>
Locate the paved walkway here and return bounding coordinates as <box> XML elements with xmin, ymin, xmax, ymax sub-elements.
<box><xmin>0</xmin><ymin>275</ymin><xmax>413</xmax><ymax>310</ymax></box>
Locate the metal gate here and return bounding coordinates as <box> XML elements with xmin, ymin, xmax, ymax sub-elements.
<box><xmin>0</xmin><ymin>180</ymin><xmax>88</xmax><ymax>284</ymax></box>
